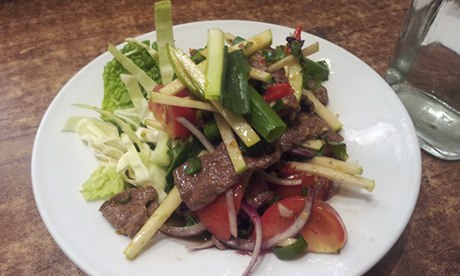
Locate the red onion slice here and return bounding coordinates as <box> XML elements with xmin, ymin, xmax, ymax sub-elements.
<box><xmin>260</xmin><ymin>170</ymin><xmax>302</xmax><ymax>186</ymax></box>
<box><xmin>159</xmin><ymin>222</ymin><xmax>206</xmax><ymax>238</ymax></box>
<box><xmin>241</xmin><ymin>202</ymin><xmax>262</xmax><ymax>276</ymax></box>
<box><xmin>220</xmin><ymin>237</ymin><xmax>255</xmax><ymax>251</ymax></box>
<box><xmin>226</xmin><ymin>189</ymin><xmax>238</xmax><ymax>238</ymax></box>
<box><xmin>262</xmin><ymin>188</ymin><xmax>314</xmax><ymax>249</ymax></box>
<box><xmin>289</xmin><ymin>146</ymin><xmax>316</xmax><ymax>158</ymax></box>
<box><xmin>186</xmin><ymin>239</ymin><xmax>214</xmax><ymax>250</ymax></box>
<box><xmin>176</xmin><ymin>117</ymin><xmax>215</xmax><ymax>153</ymax></box>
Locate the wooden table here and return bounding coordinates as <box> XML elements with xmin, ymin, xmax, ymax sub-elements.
<box><xmin>1</xmin><ymin>0</ymin><xmax>459</xmax><ymax>275</ymax></box>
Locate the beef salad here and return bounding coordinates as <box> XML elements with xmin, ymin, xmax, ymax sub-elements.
<box><xmin>63</xmin><ymin>1</ymin><xmax>375</xmax><ymax>275</ymax></box>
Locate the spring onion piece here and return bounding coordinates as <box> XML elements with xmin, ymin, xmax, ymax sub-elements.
<box><xmin>222</xmin><ymin>49</ymin><xmax>251</xmax><ymax>115</ymax></box>
<box><xmin>330</xmin><ymin>143</ymin><xmax>348</xmax><ymax>161</ymax></box>
<box><xmin>184</xmin><ymin>157</ymin><xmax>202</xmax><ymax>174</ymax></box>
<box><xmin>272</xmin><ymin>236</ymin><xmax>308</xmax><ymax>260</ymax></box>
<box><xmin>205</xmin><ymin>28</ymin><xmax>226</xmax><ymax>100</ymax></box>
<box><xmin>150</xmin><ymin>92</ymin><xmax>217</xmax><ymax>112</ymax></box>
<box><xmin>214</xmin><ymin>113</ymin><xmax>248</xmax><ymax>174</ymax></box>
<box><xmin>203</xmin><ymin>121</ymin><xmax>220</xmax><ymax>141</ymax></box>
<box><xmin>289</xmin><ymin>161</ymin><xmax>375</xmax><ymax>191</ymax></box>
<box><xmin>303</xmin><ymin>90</ymin><xmax>343</xmax><ymax>132</ymax></box>
<box><xmin>154</xmin><ymin>0</ymin><xmax>175</xmax><ymax>84</ymax></box>
<box><xmin>308</xmin><ymin>156</ymin><xmax>363</xmax><ymax>175</ymax></box>
<box><xmin>108</xmin><ymin>44</ymin><xmax>157</xmax><ymax>93</ymax></box>
<box><xmin>124</xmin><ymin>186</ymin><xmax>182</xmax><ymax>260</ymax></box>
<box><xmin>246</xmin><ymin>87</ymin><xmax>286</xmax><ymax>143</ymax></box>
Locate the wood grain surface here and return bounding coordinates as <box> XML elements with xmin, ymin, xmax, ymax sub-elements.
<box><xmin>1</xmin><ymin>0</ymin><xmax>459</xmax><ymax>275</ymax></box>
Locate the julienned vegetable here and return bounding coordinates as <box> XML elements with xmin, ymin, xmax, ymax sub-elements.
<box><xmin>154</xmin><ymin>0</ymin><xmax>175</xmax><ymax>84</ymax></box>
<box><xmin>205</xmin><ymin>28</ymin><xmax>226</xmax><ymax>100</ymax></box>
<box><xmin>65</xmin><ymin>2</ymin><xmax>376</xmax><ymax>275</ymax></box>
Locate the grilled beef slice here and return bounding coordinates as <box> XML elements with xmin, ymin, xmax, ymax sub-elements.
<box><xmin>174</xmin><ymin>112</ymin><xmax>337</xmax><ymax>211</ymax></box>
<box><xmin>99</xmin><ymin>186</ymin><xmax>158</xmax><ymax>238</ymax></box>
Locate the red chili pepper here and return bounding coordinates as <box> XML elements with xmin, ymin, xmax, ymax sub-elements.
<box><xmin>293</xmin><ymin>24</ymin><xmax>303</xmax><ymax>41</ymax></box>
<box><xmin>263</xmin><ymin>83</ymin><xmax>294</xmax><ymax>102</ymax></box>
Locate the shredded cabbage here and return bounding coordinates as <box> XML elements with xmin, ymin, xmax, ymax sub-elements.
<box><xmin>80</xmin><ymin>165</ymin><xmax>125</xmax><ymax>201</ymax></box>
<box><xmin>64</xmin><ymin>106</ymin><xmax>171</xmax><ymax>202</ymax></box>
<box><xmin>103</xmin><ymin>41</ymin><xmax>160</xmax><ymax>112</ymax></box>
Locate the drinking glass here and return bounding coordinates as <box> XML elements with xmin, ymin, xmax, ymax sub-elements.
<box><xmin>385</xmin><ymin>0</ymin><xmax>460</xmax><ymax>160</ymax></box>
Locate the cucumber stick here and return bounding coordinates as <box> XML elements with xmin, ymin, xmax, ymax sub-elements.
<box><xmin>214</xmin><ymin>114</ymin><xmax>248</xmax><ymax>174</ymax></box>
<box><xmin>205</xmin><ymin>28</ymin><xmax>226</xmax><ymax>100</ymax></box>
<box><xmin>166</xmin><ymin>44</ymin><xmax>205</xmax><ymax>99</ymax></box>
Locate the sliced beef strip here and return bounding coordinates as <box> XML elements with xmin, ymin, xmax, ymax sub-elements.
<box><xmin>174</xmin><ymin>143</ymin><xmax>281</xmax><ymax>211</ymax></box>
<box><xmin>99</xmin><ymin>186</ymin><xmax>158</xmax><ymax>238</ymax></box>
<box><xmin>174</xmin><ymin>112</ymin><xmax>334</xmax><ymax>211</ymax></box>
<box><xmin>244</xmin><ymin>172</ymin><xmax>275</xmax><ymax>210</ymax></box>
<box><xmin>305</xmin><ymin>80</ymin><xmax>329</xmax><ymax>106</ymax></box>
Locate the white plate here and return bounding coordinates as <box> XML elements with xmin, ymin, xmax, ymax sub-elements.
<box><xmin>32</xmin><ymin>20</ymin><xmax>421</xmax><ymax>276</ymax></box>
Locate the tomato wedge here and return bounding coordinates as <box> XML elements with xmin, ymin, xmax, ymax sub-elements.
<box><xmin>259</xmin><ymin>196</ymin><xmax>306</xmax><ymax>241</ymax></box>
<box><xmin>149</xmin><ymin>86</ymin><xmax>198</xmax><ymax>139</ymax></box>
<box><xmin>194</xmin><ymin>180</ymin><xmax>247</xmax><ymax>241</ymax></box>
<box><xmin>301</xmin><ymin>201</ymin><xmax>347</xmax><ymax>253</ymax></box>
<box><xmin>258</xmin><ymin>197</ymin><xmax>347</xmax><ymax>253</ymax></box>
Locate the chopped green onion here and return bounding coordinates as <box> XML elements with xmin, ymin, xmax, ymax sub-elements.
<box><xmin>246</xmin><ymin>87</ymin><xmax>286</xmax><ymax>143</ymax></box>
<box><xmin>203</xmin><ymin>121</ymin><xmax>220</xmax><ymax>141</ymax></box>
<box><xmin>330</xmin><ymin>143</ymin><xmax>348</xmax><ymax>161</ymax></box>
<box><xmin>272</xmin><ymin>235</ymin><xmax>308</xmax><ymax>260</ymax></box>
<box><xmin>222</xmin><ymin>49</ymin><xmax>251</xmax><ymax>115</ymax></box>
<box><xmin>184</xmin><ymin>157</ymin><xmax>202</xmax><ymax>174</ymax></box>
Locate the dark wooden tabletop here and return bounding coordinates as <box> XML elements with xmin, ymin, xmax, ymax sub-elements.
<box><xmin>1</xmin><ymin>0</ymin><xmax>459</xmax><ymax>275</ymax></box>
